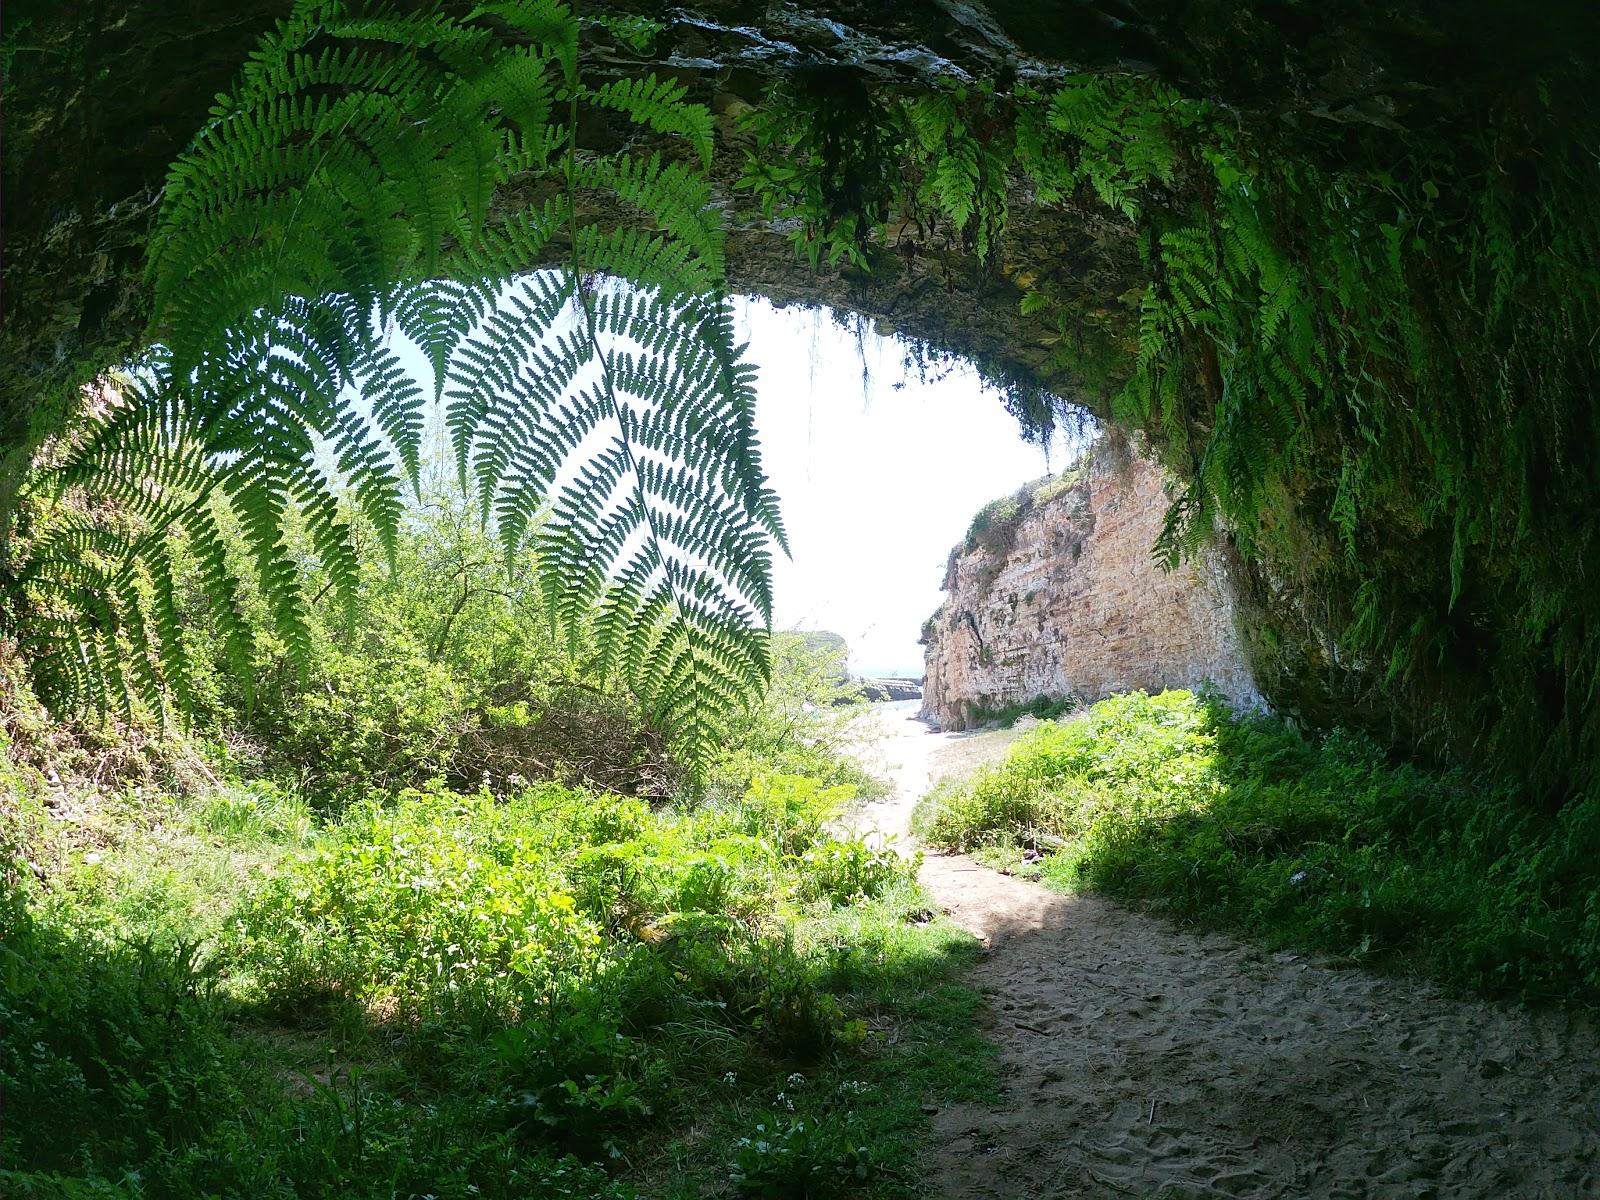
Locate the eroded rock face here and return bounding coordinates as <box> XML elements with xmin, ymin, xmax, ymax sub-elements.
<box><xmin>920</xmin><ymin>436</ymin><xmax>1258</xmax><ymax>730</ymax></box>
<box><xmin>856</xmin><ymin>678</ymin><xmax>922</xmax><ymax>703</ymax></box>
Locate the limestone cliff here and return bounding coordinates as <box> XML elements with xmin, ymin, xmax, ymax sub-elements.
<box><xmin>920</xmin><ymin>438</ymin><xmax>1258</xmax><ymax>730</ymax></box>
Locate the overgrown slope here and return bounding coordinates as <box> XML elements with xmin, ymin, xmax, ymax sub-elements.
<box><xmin>918</xmin><ymin>692</ymin><xmax>1600</xmax><ymax>1007</ymax></box>
<box><xmin>2</xmin><ymin>739</ymin><xmax>989</xmax><ymax>1197</ymax></box>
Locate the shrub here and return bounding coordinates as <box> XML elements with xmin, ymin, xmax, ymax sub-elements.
<box><xmin>962</xmin><ymin>494</ymin><xmax>1024</xmax><ymax>555</ymax></box>
<box><xmin>798</xmin><ymin>838</ymin><xmax>908</xmax><ymax>906</ymax></box>
<box><xmin>229</xmin><ymin>785</ymin><xmax>611</xmax><ymax>1019</ymax></box>
<box><xmin>0</xmin><ymin>888</ymin><xmax>244</xmax><ymax>1177</ymax></box>
<box><xmin>917</xmin><ymin>690</ymin><xmax>1214</xmax><ymax>851</ymax></box>
<box><xmin>729</xmin><ymin>773</ymin><xmax>857</xmax><ymax>857</ymax></box>
<box><xmin>9</xmin><ymin>754</ymin><xmax>985</xmax><ymax>1195</ymax></box>
<box><xmin>966</xmin><ymin>693</ymin><xmax>1079</xmax><ymax>728</ymax></box>
<box><xmin>488</xmin><ymin>1011</ymin><xmax>653</xmax><ymax>1157</ymax></box>
<box><xmin>730</xmin><ymin>1110</ymin><xmax>885</xmax><ymax>1198</ymax></box>
<box><xmin>228</xmin><ymin>775</ymin><xmax>916</xmax><ymax>1065</ymax></box>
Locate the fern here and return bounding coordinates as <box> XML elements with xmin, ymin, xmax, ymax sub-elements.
<box><xmin>732</xmin><ymin>61</ymin><xmax>1600</xmax><ymax>804</ymax></box>
<box><xmin>9</xmin><ymin>0</ymin><xmax>784</xmax><ymax>767</ymax></box>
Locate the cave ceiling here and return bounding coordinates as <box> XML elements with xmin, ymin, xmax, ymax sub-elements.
<box><xmin>4</xmin><ymin>0</ymin><xmax>1588</xmax><ymax>442</ymax></box>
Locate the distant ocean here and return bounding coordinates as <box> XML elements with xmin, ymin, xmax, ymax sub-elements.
<box><xmin>879</xmin><ymin>698</ymin><xmax>921</xmax><ymax>713</ymax></box>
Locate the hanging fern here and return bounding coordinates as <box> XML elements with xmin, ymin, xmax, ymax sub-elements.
<box><xmin>8</xmin><ymin>0</ymin><xmax>785</xmax><ymax>768</ymax></box>
<box><xmin>735</xmin><ymin>63</ymin><xmax>1600</xmax><ymax>807</ymax></box>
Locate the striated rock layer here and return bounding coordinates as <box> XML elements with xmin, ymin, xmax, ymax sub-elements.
<box><xmin>921</xmin><ymin>437</ymin><xmax>1258</xmax><ymax>730</ymax></box>
<box><xmin>857</xmin><ymin>678</ymin><xmax>922</xmax><ymax>703</ymax></box>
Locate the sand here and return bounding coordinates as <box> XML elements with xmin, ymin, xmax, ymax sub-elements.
<box><xmin>853</xmin><ymin>703</ymin><xmax>1600</xmax><ymax>1199</ymax></box>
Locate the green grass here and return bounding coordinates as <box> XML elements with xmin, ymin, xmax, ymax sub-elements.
<box><xmin>1</xmin><ymin>775</ymin><xmax>992</xmax><ymax>1199</ymax></box>
<box><xmin>962</xmin><ymin>694</ymin><xmax>1078</xmax><ymax>730</ymax></box>
<box><xmin>915</xmin><ymin>689</ymin><xmax>1600</xmax><ymax>1006</ymax></box>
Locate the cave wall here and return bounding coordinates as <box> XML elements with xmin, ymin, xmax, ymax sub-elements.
<box><xmin>921</xmin><ymin>436</ymin><xmax>1258</xmax><ymax>730</ymax></box>
<box><xmin>2</xmin><ymin>1</ymin><xmax>286</xmax><ymax>481</ymax></box>
<box><xmin>1</xmin><ymin>0</ymin><xmax>1128</xmax><ymax>451</ymax></box>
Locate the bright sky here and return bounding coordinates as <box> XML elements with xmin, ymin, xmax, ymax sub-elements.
<box><xmin>735</xmin><ymin>298</ymin><xmax>1071</xmax><ymax>678</ymax></box>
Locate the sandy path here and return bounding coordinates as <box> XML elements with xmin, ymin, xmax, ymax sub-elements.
<box><xmin>855</xmin><ymin>703</ymin><xmax>1600</xmax><ymax>1199</ymax></box>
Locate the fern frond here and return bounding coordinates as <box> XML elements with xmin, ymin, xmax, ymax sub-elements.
<box><xmin>583</xmin><ymin>76</ymin><xmax>714</xmax><ymax>168</ymax></box>
<box><xmin>182</xmin><ymin>499</ymin><xmax>257</xmax><ymax>707</ymax></box>
<box><xmin>11</xmin><ymin>0</ymin><xmax>782</xmax><ymax>767</ymax></box>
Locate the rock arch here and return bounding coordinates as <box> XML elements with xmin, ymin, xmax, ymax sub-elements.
<box><xmin>7</xmin><ymin>1</ymin><xmax>1598</xmax><ymax>798</ymax></box>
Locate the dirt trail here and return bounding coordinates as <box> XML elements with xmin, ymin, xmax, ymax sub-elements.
<box><xmin>854</xmin><ymin>703</ymin><xmax>1600</xmax><ymax>1199</ymax></box>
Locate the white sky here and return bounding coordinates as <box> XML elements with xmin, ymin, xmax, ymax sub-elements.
<box><xmin>735</xmin><ymin>298</ymin><xmax>1071</xmax><ymax>677</ymax></box>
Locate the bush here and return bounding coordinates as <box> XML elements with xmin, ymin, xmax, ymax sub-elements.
<box><xmin>730</xmin><ymin>1110</ymin><xmax>885</xmax><ymax>1198</ymax></box>
<box><xmin>709</xmin><ymin>633</ymin><xmax>889</xmax><ymax>802</ymax></box>
<box><xmin>0</xmin><ymin>887</ymin><xmax>245</xmax><ymax>1179</ymax></box>
<box><xmin>920</xmin><ymin>689</ymin><xmax>1600</xmax><ymax>1005</ymax></box>
<box><xmin>798</xmin><ymin>838</ymin><xmax>907</xmax><ymax>906</ymax></box>
<box><xmin>230</xmin><ymin>784</ymin><xmax>626</xmax><ymax>1020</ymax></box>
<box><xmin>917</xmin><ymin>690</ymin><xmax>1212</xmax><ymax>851</ymax></box>
<box><xmin>966</xmin><ymin>693</ymin><xmax>1079</xmax><ymax>728</ymax></box>
<box><xmin>179</xmin><ymin>488</ymin><xmax>886</xmax><ymax>808</ymax></box>
<box><xmin>728</xmin><ymin>773</ymin><xmax>857</xmax><ymax>856</ymax></box>
<box><xmin>231</xmin><ymin>777</ymin><xmax>914</xmax><ymax>1027</ymax></box>
<box><xmin>4</xmin><ymin>764</ymin><xmax>970</xmax><ymax>1196</ymax></box>
<box><xmin>184</xmin><ymin>491</ymin><xmax>680</xmax><ymax>805</ymax></box>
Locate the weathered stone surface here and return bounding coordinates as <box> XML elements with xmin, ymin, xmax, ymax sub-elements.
<box><xmin>857</xmin><ymin>678</ymin><xmax>923</xmax><ymax>703</ymax></box>
<box><xmin>921</xmin><ymin>435</ymin><xmax>1257</xmax><ymax>730</ymax></box>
